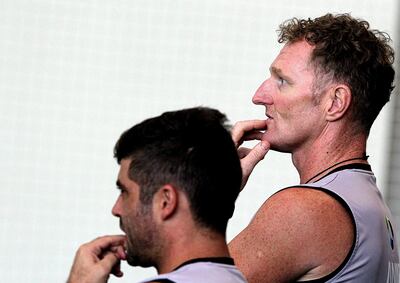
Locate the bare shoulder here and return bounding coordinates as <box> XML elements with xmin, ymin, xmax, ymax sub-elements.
<box><xmin>229</xmin><ymin>187</ymin><xmax>354</xmax><ymax>283</ymax></box>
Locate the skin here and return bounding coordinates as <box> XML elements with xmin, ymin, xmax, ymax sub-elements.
<box><xmin>229</xmin><ymin>40</ymin><xmax>366</xmax><ymax>282</ymax></box>
<box><xmin>112</xmin><ymin>159</ymin><xmax>163</xmax><ymax>268</ymax></box>
<box><xmin>67</xmin><ymin>235</ymin><xmax>127</xmax><ymax>283</ymax></box>
<box><xmin>252</xmin><ymin>41</ymin><xmax>325</xmax><ymax>154</ymax></box>
<box><xmin>68</xmin><ymin>158</ymin><xmax>232</xmax><ymax>283</ymax></box>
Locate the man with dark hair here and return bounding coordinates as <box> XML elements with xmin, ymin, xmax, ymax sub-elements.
<box><xmin>229</xmin><ymin>13</ymin><xmax>399</xmax><ymax>282</ymax></box>
<box><xmin>67</xmin><ymin>107</ymin><xmax>247</xmax><ymax>283</ymax></box>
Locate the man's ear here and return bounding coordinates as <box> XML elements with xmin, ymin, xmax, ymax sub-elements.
<box><xmin>325</xmin><ymin>85</ymin><xmax>352</xmax><ymax>121</ymax></box>
<box><xmin>153</xmin><ymin>184</ymin><xmax>178</xmax><ymax>221</ymax></box>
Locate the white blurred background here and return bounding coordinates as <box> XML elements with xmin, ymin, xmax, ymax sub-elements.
<box><xmin>0</xmin><ymin>1</ymin><xmax>398</xmax><ymax>282</ymax></box>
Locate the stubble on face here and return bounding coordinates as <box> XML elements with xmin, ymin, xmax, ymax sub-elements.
<box><xmin>123</xmin><ymin>203</ymin><xmax>163</xmax><ymax>268</ymax></box>
<box><xmin>261</xmin><ymin>41</ymin><xmax>325</xmax><ymax>152</ymax></box>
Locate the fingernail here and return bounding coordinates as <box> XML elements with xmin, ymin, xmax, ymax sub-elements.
<box><xmin>261</xmin><ymin>141</ymin><xmax>269</xmax><ymax>150</ymax></box>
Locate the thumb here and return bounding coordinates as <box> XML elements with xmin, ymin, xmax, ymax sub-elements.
<box><xmin>99</xmin><ymin>252</ymin><xmax>120</xmax><ymax>277</ymax></box>
<box><xmin>253</xmin><ymin>140</ymin><xmax>270</xmax><ymax>160</ymax></box>
<box><xmin>241</xmin><ymin>141</ymin><xmax>270</xmax><ymax>189</ymax></box>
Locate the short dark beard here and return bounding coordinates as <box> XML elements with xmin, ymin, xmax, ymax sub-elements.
<box><xmin>125</xmin><ymin>203</ymin><xmax>162</xmax><ymax>268</ymax></box>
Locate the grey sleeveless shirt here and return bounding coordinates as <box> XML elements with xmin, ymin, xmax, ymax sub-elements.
<box><xmin>296</xmin><ymin>164</ymin><xmax>399</xmax><ymax>282</ymax></box>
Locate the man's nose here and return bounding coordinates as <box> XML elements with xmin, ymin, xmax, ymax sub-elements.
<box><xmin>252</xmin><ymin>80</ymin><xmax>271</xmax><ymax>105</ymax></box>
<box><xmin>111</xmin><ymin>198</ymin><xmax>121</xmax><ymax>217</ymax></box>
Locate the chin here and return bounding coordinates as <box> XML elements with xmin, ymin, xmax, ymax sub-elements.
<box><xmin>266</xmin><ymin>139</ymin><xmax>292</xmax><ymax>153</ymax></box>
<box><xmin>261</xmin><ymin>133</ymin><xmax>277</xmax><ymax>148</ymax></box>
<box><xmin>126</xmin><ymin>252</ymin><xmax>153</xmax><ymax>268</ymax></box>
<box><xmin>261</xmin><ymin>131</ymin><xmax>271</xmax><ymax>141</ymax></box>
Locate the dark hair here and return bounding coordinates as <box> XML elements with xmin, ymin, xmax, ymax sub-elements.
<box><xmin>278</xmin><ymin>13</ymin><xmax>395</xmax><ymax>132</ymax></box>
<box><xmin>114</xmin><ymin>107</ymin><xmax>242</xmax><ymax>234</ymax></box>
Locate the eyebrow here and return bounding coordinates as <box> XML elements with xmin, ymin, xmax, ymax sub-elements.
<box><xmin>272</xmin><ymin>65</ymin><xmax>294</xmax><ymax>81</ymax></box>
<box><xmin>272</xmin><ymin>66</ymin><xmax>295</xmax><ymax>85</ymax></box>
<box><xmin>270</xmin><ymin>66</ymin><xmax>286</xmax><ymax>78</ymax></box>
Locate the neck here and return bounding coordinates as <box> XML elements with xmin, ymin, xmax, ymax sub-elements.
<box><xmin>156</xmin><ymin>228</ymin><xmax>230</xmax><ymax>274</ymax></box>
<box><xmin>293</xmin><ymin>128</ymin><xmax>368</xmax><ymax>184</ymax></box>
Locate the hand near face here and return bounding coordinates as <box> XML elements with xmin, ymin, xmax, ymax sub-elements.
<box><xmin>67</xmin><ymin>235</ymin><xmax>127</xmax><ymax>283</ymax></box>
<box><xmin>232</xmin><ymin>120</ymin><xmax>270</xmax><ymax>190</ymax></box>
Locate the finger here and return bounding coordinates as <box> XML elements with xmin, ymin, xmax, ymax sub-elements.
<box><xmin>233</xmin><ymin>120</ymin><xmax>268</xmax><ymax>133</ymax></box>
<box><xmin>94</xmin><ymin>235</ymin><xmax>126</xmax><ymax>247</ymax></box>
<box><xmin>238</xmin><ymin>147</ymin><xmax>251</xmax><ymax>159</ymax></box>
<box><xmin>99</xmin><ymin>251</ymin><xmax>121</xmax><ymax>276</ymax></box>
<box><xmin>232</xmin><ymin>120</ymin><xmax>267</xmax><ymax>146</ymax></box>
<box><xmin>241</xmin><ymin>131</ymin><xmax>264</xmax><ymax>142</ymax></box>
<box><xmin>110</xmin><ymin>245</ymin><xmax>127</xmax><ymax>260</ymax></box>
<box><xmin>85</xmin><ymin>235</ymin><xmax>126</xmax><ymax>258</ymax></box>
<box><xmin>111</xmin><ymin>259</ymin><xmax>124</xmax><ymax>278</ymax></box>
<box><xmin>243</xmin><ymin>141</ymin><xmax>270</xmax><ymax>169</ymax></box>
<box><xmin>241</xmin><ymin>141</ymin><xmax>270</xmax><ymax>189</ymax></box>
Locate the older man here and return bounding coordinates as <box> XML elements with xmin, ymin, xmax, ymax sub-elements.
<box><xmin>230</xmin><ymin>13</ymin><xmax>399</xmax><ymax>282</ymax></box>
